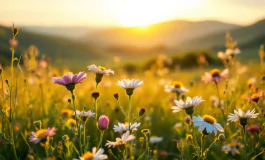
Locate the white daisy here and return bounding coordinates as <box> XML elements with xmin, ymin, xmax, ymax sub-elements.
<box><xmin>217</xmin><ymin>51</ymin><xmax>229</xmax><ymax>60</ymax></box>
<box><xmin>164</xmin><ymin>81</ymin><xmax>189</xmax><ymax>94</ymax></box>
<box><xmin>105</xmin><ymin>131</ymin><xmax>135</xmax><ymax>148</ymax></box>
<box><xmin>75</xmin><ymin>110</ymin><xmax>95</xmax><ymax>117</ymax></box>
<box><xmin>87</xmin><ymin>64</ymin><xmax>114</xmax><ymax>75</ymax></box>
<box><xmin>116</xmin><ymin>79</ymin><xmax>143</xmax><ymax>89</ymax></box>
<box><xmin>117</xmin><ymin>79</ymin><xmax>143</xmax><ymax>96</ymax></box>
<box><xmin>149</xmin><ymin>136</ymin><xmax>163</xmax><ymax>144</ymax></box>
<box><xmin>113</xmin><ymin>122</ymin><xmax>141</xmax><ymax>133</ymax></box>
<box><xmin>227</xmin><ymin>108</ymin><xmax>259</xmax><ymax>123</ymax></box>
<box><xmin>192</xmin><ymin>115</ymin><xmax>224</xmax><ymax>136</ymax></box>
<box><xmin>172</xmin><ymin>96</ymin><xmax>204</xmax><ymax>115</ymax></box>
<box><xmin>202</xmin><ymin>69</ymin><xmax>229</xmax><ymax>83</ymax></box>
<box><xmin>75</xmin><ymin>147</ymin><xmax>108</xmax><ymax>160</ymax></box>
<box><xmin>222</xmin><ymin>140</ymin><xmax>241</xmax><ymax>156</ymax></box>
<box><xmin>226</xmin><ymin>48</ymin><xmax>240</xmax><ymax>56</ymax></box>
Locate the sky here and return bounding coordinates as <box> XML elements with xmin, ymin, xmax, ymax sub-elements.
<box><xmin>0</xmin><ymin>0</ymin><xmax>265</xmax><ymax>27</ymax></box>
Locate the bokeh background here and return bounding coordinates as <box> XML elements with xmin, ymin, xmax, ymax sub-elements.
<box><xmin>0</xmin><ymin>0</ymin><xmax>265</xmax><ymax>69</ymax></box>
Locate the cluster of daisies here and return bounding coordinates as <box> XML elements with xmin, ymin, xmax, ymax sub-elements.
<box><xmin>28</xmin><ymin>64</ymin><xmax>146</xmax><ymax>159</ymax></box>
<box><xmin>164</xmin><ymin>39</ymin><xmax>262</xmax><ymax>157</ymax></box>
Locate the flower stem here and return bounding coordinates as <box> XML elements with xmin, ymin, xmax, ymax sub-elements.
<box><xmin>243</xmin><ymin>125</ymin><xmax>247</xmax><ymax>160</ymax></box>
<box><xmin>1</xmin><ymin>73</ymin><xmax>5</xmax><ymax>133</ymax></box>
<box><xmin>117</xmin><ymin>100</ymin><xmax>128</xmax><ymax>118</ymax></box>
<box><xmin>128</xmin><ymin>96</ymin><xmax>132</xmax><ymax>132</ymax></box>
<box><xmin>83</xmin><ymin>120</ymin><xmax>87</xmax><ymax>149</ymax></box>
<box><xmin>200</xmin><ymin>135</ymin><xmax>205</xmax><ymax>158</ymax></box>
<box><xmin>9</xmin><ymin>35</ymin><xmax>18</xmax><ymax>160</ymax></box>
<box><xmin>94</xmin><ymin>99</ymin><xmax>98</xmax><ymax>124</ymax></box>
<box><xmin>71</xmin><ymin>92</ymin><xmax>83</xmax><ymax>154</ymax></box>
<box><xmin>97</xmin><ymin>131</ymin><xmax>105</xmax><ymax>149</ymax></box>
<box><xmin>215</xmin><ymin>82</ymin><xmax>226</xmax><ymax>123</ymax></box>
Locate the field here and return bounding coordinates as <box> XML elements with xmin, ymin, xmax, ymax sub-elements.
<box><xmin>0</xmin><ymin>27</ymin><xmax>265</xmax><ymax>160</ymax></box>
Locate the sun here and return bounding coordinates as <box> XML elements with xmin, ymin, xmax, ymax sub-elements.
<box><xmin>113</xmin><ymin>0</ymin><xmax>202</xmax><ymax>27</ymax></box>
<box><xmin>114</xmin><ymin>0</ymin><xmax>170</xmax><ymax>27</ymax></box>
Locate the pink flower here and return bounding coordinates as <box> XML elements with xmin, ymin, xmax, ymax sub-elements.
<box><xmin>52</xmin><ymin>72</ymin><xmax>87</xmax><ymax>91</ymax></box>
<box><xmin>247</xmin><ymin>124</ymin><xmax>259</xmax><ymax>134</ymax></box>
<box><xmin>98</xmin><ymin>115</ymin><xmax>109</xmax><ymax>131</ymax></box>
<box><xmin>39</xmin><ymin>60</ymin><xmax>49</xmax><ymax>68</ymax></box>
<box><xmin>202</xmin><ymin>69</ymin><xmax>228</xmax><ymax>83</ymax></box>
<box><xmin>29</xmin><ymin>127</ymin><xmax>57</xmax><ymax>144</ymax></box>
<box><xmin>9</xmin><ymin>39</ymin><xmax>18</xmax><ymax>46</ymax></box>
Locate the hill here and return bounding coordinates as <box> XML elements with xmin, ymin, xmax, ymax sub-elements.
<box><xmin>21</xmin><ymin>26</ymin><xmax>100</xmax><ymax>39</ymax></box>
<box><xmin>82</xmin><ymin>20</ymin><xmax>240</xmax><ymax>49</ymax></box>
<box><xmin>0</xmin><ymin>25</ymin><xmax>103</xmax><ymax>67</ymax></box>
<box><xmin>180</xmin><ymin>19</ymin><xmax>265</xmax><ymax>50</ymax></box>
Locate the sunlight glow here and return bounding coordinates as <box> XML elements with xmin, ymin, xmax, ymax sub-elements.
<box><xmin>114</xmin><ymin>0</ymin><xmax>202</xmax><ymax>27</ymax></box>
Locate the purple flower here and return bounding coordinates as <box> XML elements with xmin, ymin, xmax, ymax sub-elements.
<box><xmin>52</xmin><ymin>72</ymin><xmax>87</xmax><ymax>91</ymax></box>
<box><xmin>29</xmin><ymin>127</ymin><xmax>57</xmax><ymax>144</ymax></box>
<box><xmin>98</xmin><ymin>115</ymin><xmax>109</xmax><ymax>131</ymax></box>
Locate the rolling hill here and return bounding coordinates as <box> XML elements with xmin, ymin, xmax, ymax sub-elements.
<box><xmin>0</xmin><ymin>25</ymin><xmax>103</xmax><ymax>67</ymax></box>
<box><xmin>180</xmin><ymin>19</ymin><xmax>265</xmax><ymax>50</ymax></box>
<box><xmin>82</xmin><ymin>20</ymin><xmax>240</xmax><ymax>49</ymax></box>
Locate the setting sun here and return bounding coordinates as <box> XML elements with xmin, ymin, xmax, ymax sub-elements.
<box><xmin>114</xmin><ymin>0</ymin><xmax>202</xmax><ymax>27</ymax></box>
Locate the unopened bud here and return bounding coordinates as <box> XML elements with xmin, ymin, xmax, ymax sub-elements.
<box><xmin>97</xmin><ymin>115</ymin><xmax>109</xmax><ymax>131</ymax></box>
<box><xmin>62</xmin><ymin>135</ymin><xmax>70</xmax><ymax>141</ymax></box>
<box><xmin>218</xmin><ymin>134</ymin><xmax>226</xmax><ymax>142</ymax></box>
<box><xmin>184</xmin><ymin>116</ymin><xmax>191</xmax><ymax>124</ymax></box>
<box><xmin>12</xmin><ymin>27</ymin><xmax>20</xmax><ymax>37</ymax></box>
<box><xmin>91</xmin><ymin>91</ymin><xmax>100</xmax><ymax>100</ymax></box>
<box><xmin>139</xmin><ymin>108</ymin><xmax>145</xmax><ymax>117</ymax></box>
<box><xmin>113</xmin><ymin>93</ymin><xmax>119</xmax><ymax>100</ymax></box>
<box><xmin>186</xmin><ymin>134</ymin><xmax>193</xmax><ymax>141</ymax></box>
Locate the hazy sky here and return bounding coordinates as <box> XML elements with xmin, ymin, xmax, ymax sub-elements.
<box><xmin>1</xmin><ymin>0</ymin><xmax>265</xmax><ymax>27</ymax></box>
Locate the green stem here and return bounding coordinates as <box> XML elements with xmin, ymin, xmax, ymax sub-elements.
<box><xmin>201</xmin><ymin>135</ymin><xmax>205</xmax><ymax>158</ymax></box>
<box><xmin>97</xmin><ymin>131</ymin><xmax>105</xmax><ymax>149</ymax></box>
<box><xmin>1</xmin><ymin>73</ymin><xmax>5</xmax><ymax>133</ymax></box>
<box><xmin>176</xmin><ymin>92</ymin><xmax>180</xmax><ymax>100</ymax></box>
<box><xmin>83</xmin><ymin>120</ymin><xmax>87</xmax><ymax>149</ymax></box>
<box><xmin>117</xmin><ymin>100</ymin><xmax>127</xmax><ymax>118</ymax></box>
<box><xmin>208</xmin><ymin>139</ymin><xmax>217</xmax><ymax>151</ymax></box>
<box><xmin>243</xmin><ymin>125</ymin><xmax>247</xmax><ymax>160</ymax></box>
<box><xmin>215</xmin><ymin>82</ymin><xmax>226</xmax><ymax>123</ymax></box>
<box><xmin>190</xmin><ymin>114</ymin><xmax>199</xmax><ymax>157</ymax></box>
<box><xmin>94</xmin><ymin>99</ymin><xmax>98</xmax><ymax>124</ymax></box>
<box><xmin>9</xmin><ymin>36</ymin><xmax>18</xmax><ymax>160</ymax></box>
<box><xmin>128</xmin><ymin>96</ymin><xmax>132</xmax><ymax>132</ymax></box>
<box><xmin>40</xmin><ymin>84</ymin><xmax>46</xmax><ymax>117</ymax></box>
<box><xmin>71</xmin><ymin>92</ymin><xmax>83</xmax><ymax>154</ymax></box>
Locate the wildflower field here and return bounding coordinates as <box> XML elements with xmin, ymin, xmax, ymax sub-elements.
<box><xmin>1</xmin><ymin>27</ymin><xmax>265</xmax><ymax>160</ymax></box>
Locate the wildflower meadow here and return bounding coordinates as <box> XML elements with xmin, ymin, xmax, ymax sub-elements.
<box><xmin>1</xmin><ymin>26</ymin><xmax>265</xmax><ymax>160</ymax></box>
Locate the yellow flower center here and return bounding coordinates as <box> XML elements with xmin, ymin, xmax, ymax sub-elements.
<box><xmin>81</xmin><ymin>151</ymin><xmax>94</xmax><ymax>160</ymax></box>
<box><xmin>186</xmin><ymin>134</ymin><xmax>193</xmax><ymax>140</ymax></box>
<box><xmin>251</xmin><ymin>93</ymin><xmax>260</xmax><ymax>99</ymax></box>
<box><xmin>203</xmin><ymin>115</ymin><xmax>216</xmax><ymax>124</ymax></box>
<box><xmin>230</xmin><ymin>142</ymin><xmax>236</xmax><ymax>148</ymax></box>
<box><xmin>36</xmin><ymin>129</ymin><xmax>47</xmax><ymax>138</ymax></box>
<box><xmin>124</xmin><ymin>122</ymin><xmax>129</xmax><ymax>128</ymax></box>
<box><xmin>173</xmin><ymin>81</ymin><xmax>183</xmax><ymax>88</ymax></box>
<box><xmin>98</xmin><ymin>66</ymin><xmax>106</xmax><ymax>70</ymax></box>
<box><xmin>61</xmin><ymin>109</ymin><xmax>72</xmax><ymax>117</ymax></box>
<box><xmin>67</xmin><ymin>118</ymin><xmax>77</xmax><ymax>126</ymax></box>
<box><xmin>210</xmin><ymin>69</ymin><xmax>221</xmax><ymax>78</ymax></box>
